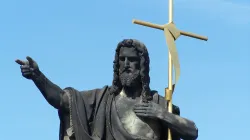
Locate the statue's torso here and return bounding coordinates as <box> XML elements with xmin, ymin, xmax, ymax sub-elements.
<box><xmin>61</xmin><ymin>89</ymin><xmax>162</xmax><ymax>140</ymax></box>
<box><xmin>114</xmin><ymin>95</ymin><xmax>161</xmax><ymax>140</ymax></box>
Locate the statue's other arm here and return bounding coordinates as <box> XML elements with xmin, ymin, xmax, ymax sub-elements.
<box><xmin>134</xmin><ymin>94</ymin><xmax>198</xmax><ymax>140</ymax></box>
<box><xmin>160</xmin><ymin>106</ymin><xmax>198</xmax><ymax>140</ymax></box>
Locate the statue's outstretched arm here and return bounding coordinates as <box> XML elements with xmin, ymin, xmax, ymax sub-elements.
<box><xmin>16</xmin><ymin>56</ymin><xmax>65</xmax><ymax>109</ymax></box>
<box><xmin>32</xmin><ymin>72</ymin><xmax>64</xmax><ymax>109</ymax></box>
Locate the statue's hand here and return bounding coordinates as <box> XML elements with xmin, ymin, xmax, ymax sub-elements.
<box><xmin>15</xmin><ymin>56</ymin><xmax>40</xmax><ymax>80</ymax></box>
<box><xmin>133</xmin><ymin>102</ymin><xmax>165</xmax><ymax>120</ymax></box>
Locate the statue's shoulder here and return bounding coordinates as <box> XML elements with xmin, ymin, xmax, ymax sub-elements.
<box><xmin>62</xmin><ymin>85</ymin><xmax>109</xmax><ymax>96</ymax></box>
<box><xmin>80</xmin><ymin>85</ymin><xmax>109</xmax><ymax>96</ymax></box>
<box><xmin>62</xmin><ymin>87</ymin><xmax>80</xmax><ymax>98</ymax></box>
<box><xmin>150</xmin><ymin>90</ymin><xmax>180</xmax><ymax>115</ymax></box>
<box><xmin>95</xmin><ymin>85</ymin><xmax>109</xmax><ymax>95</ymax></box>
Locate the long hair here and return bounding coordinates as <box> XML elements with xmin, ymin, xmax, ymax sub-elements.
<box><xmin>109</xmin><ymin>39</ymin><xmax>152</xmax><ymax>102</ymax></box>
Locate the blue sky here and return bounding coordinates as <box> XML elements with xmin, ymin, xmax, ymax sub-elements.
<box><xmin>1</xmin><ymin>0</ymin><xmax>249</xmax><ymax>139</ymax></box>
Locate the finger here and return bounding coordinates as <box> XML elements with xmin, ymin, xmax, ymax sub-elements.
<box><xmin>134</xmin><ymin>110</ymin><xmax>147</xmax><ymax>113</ymax></box>
<box><xmin>22</xmin><ymin>72</ymin><xmax>32</xmax><ymax>76</ymax></box>
<box><xmin>135</xmin><ymin>103</ymin><xmax>149</xmax><ymax>107</ymax></box>
<box><xmin>26</xmin><ymin>56</ymin><xmax>34</xmax><ymax>65</ymax></box>
<box><xmin>135</xmin><ymin>109</ymin><xmax>153</xmax><ymax>114</ymax></box>
<box><xmin>136</xmin><ymin>112</ymin><xmax>155</xmax><ymax>119</ymax></box>
<box><xmin>135</xmin><ymin>113</ymin><xmax>147</xmax><ymax>117</ymax></box>
<box><xmin>133</xmin><ymin>106</ymin><xmax>148</xmax><ymax>110</ymax></box>
<box><xmin>21</xmin><ymin>65</ymin><xmax>30</xmax><ymax>69</ymax></box>
<box><xmin>21</xmin><ymin>68</ymin><xmax>31</xmax><ymax>73</ymax></box>
<box><xmin>23</xmin><ymin>71</ymin><xmax>31</xmax><ymax>74</ymax></box>
<box><xmin>15</xmin><ymin>59</ymin><xmax>26</xmax><ymax>65</ymax></box>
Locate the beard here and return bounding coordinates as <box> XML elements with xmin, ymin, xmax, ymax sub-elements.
<box><xmin>120</xmin><ymin>70</ymin><xmax>140</xmax><ymax>87</ymax></box>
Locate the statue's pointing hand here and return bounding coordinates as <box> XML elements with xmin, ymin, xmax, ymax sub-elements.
<box><xmin>15</xmin><ymin>56</ymin><xmax>40</xmax><ymax>80</ymax></box>
<box><xmin>134</xmin><ymin>102</ymin><xmax>165</xmax><ymax>120</ymax></box>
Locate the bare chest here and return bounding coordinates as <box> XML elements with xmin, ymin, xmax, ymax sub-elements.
<box><xmin>115</xmin><ymin>96</ymin><xmax>161</xmax><ymax>140</ymax></box>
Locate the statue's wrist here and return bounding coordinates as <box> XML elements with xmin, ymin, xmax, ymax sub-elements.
<box><xmin>158</xmin><ymin>110</ymin><xmax>170</xmax><ymax>122</ymax></box>
<box><xmin>155</xmin><ymin>110</ymin><xmax>164</xmax><ymax>120</ymax></box>
<box><xmin>31</xmin><ymin>69</ymin><xmax>43</xmax><ymax>81</ymax></box>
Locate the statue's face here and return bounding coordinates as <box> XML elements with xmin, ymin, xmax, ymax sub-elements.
<box><xmin>119</xmin><ymin>46</ymin><xmax>140</xmax><ymax>87</ymax></box>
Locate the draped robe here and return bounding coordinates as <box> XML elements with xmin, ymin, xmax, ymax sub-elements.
<box><xmin>58</xmin><ymin>85</ymin><xmax>180</xmax><ymax>140</ymax></box>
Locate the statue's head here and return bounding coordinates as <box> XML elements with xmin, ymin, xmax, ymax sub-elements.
<box><xmin>110</xmin><ymin>39</ymin><xmax>152</xmax><ymax>102</ymax></box>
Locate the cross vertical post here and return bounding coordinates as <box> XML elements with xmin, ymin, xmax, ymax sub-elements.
<box><xmin>167</xmin><ymin>0</ymin><xmax>173</xmax><ymax>139</ymax></box>
<box><xmin>169</xmin><ymin>0</ymin><xmax>173</xmax><ymax>22</ymax></box>
<box><xmin>132</xmin><ymin>0</ymin><xmax>208</xmax><ymax>140</ymax></box>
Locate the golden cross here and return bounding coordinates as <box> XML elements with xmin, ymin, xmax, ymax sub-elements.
<box><xmin>132</xmin><ymin>0</ymin><xmax>208</xmax><ymax>139</ymax></box>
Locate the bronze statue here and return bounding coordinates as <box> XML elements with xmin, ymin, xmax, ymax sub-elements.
<box><xmin>16</xmin><ymin>39</ymin><xmax>198</xmax><ymax>140</ymax></box>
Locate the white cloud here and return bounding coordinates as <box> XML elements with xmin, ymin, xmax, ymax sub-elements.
<box><xmin>176</xmin><ymin>0</ymin><xmax>250</xmax><ymax>24</ymax></box>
